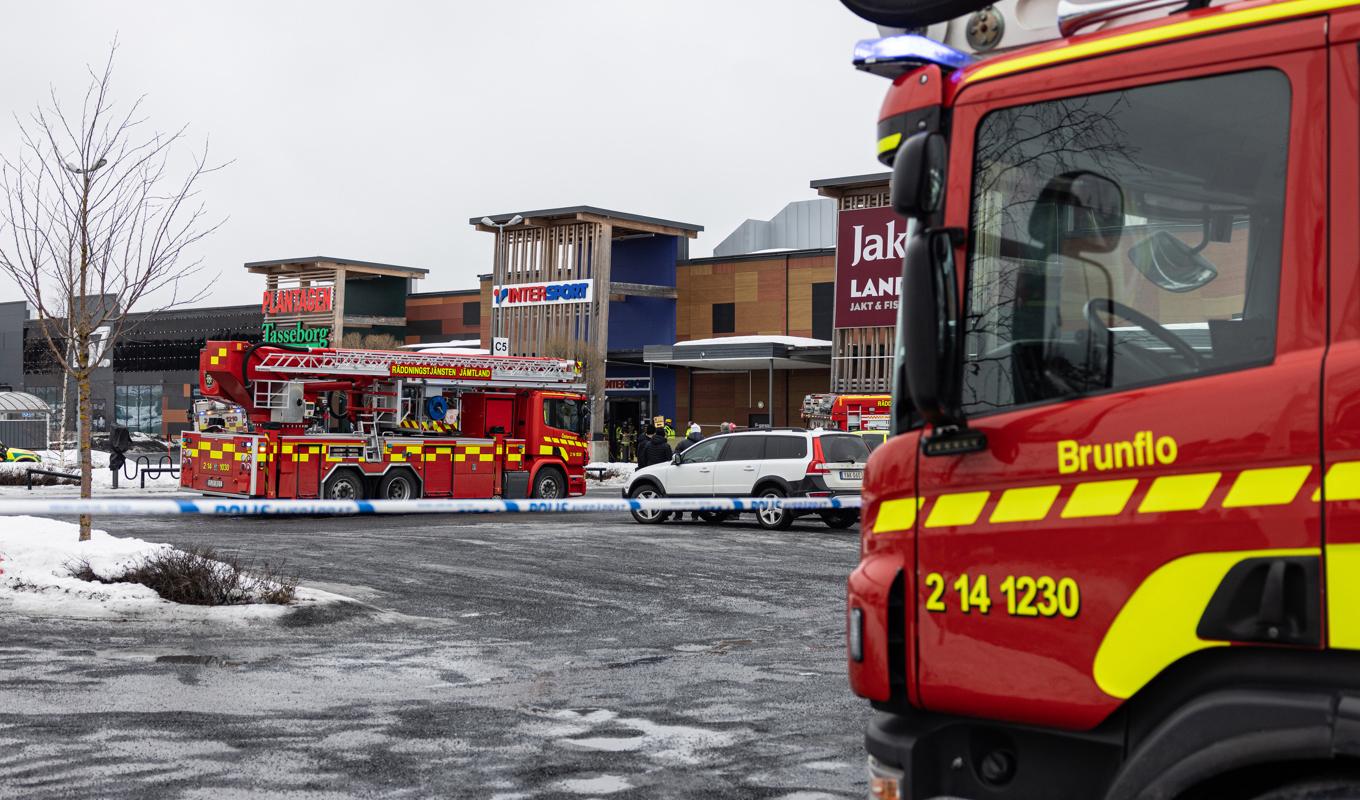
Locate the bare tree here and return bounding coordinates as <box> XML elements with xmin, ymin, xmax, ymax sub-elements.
<box><xmin>340</xmin><ymin>332</ymin><xmax>403</xmax><ymax>350</ymax></box>
<box><xmin>0</xmin><ymin>45</ymin><xmax>225</xmax><ymax>539</ymax></box>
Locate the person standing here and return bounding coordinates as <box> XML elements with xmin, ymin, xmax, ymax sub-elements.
<box><xmin>617</xmin><ymin>419</ymin><xmax>635</xmax><ymax>462</ymax></box>
<box><xmin>675</xmin><ymin>422</ymin><xmax>704</xmax><ymax>455</ymax></box>
<box><xmin>637</xmin><ymin>425</ymin><xmax>673</xmax><ymax>468</ymax></box>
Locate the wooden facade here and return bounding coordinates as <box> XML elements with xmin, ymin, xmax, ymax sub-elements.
<box><xmin>473</xmin><ymin>208</ymin><xmax>700</xmax><ymax>459</ymax></box>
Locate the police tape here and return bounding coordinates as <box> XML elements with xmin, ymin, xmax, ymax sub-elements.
<box><xmin>0</xmin><ymin>496</ymin><xmax>862</xmax><ymax>517</ymax></box>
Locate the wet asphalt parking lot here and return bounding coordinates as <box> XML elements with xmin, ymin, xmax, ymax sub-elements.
<box><xmin>0</xmin><ymin>493</ymin><xmax>867</xmax><ymax>799</ymax></box>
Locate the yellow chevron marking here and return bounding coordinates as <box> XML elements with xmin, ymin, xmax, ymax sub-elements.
<box><xmin>925</xmin><ymin>491</ymin><xmax>990</xmax><ymax>528</ymax></box>
<box><xmin>1138</xmin><ymin>472</ymin><xmax>1221</xmax><ymax>513</ymax></box>
<box><xmin>1315</xmin><ymin>461</ymin><xmax>1360</xmax><ymax>502</ymax></box>
<box><xmin>1222</xmin><ymin>466</ymin><xmax>1311</xmax><ymax>508</ymax></box>
<box><xmin>1062</xmin><ymin>479</ymin><xmax>1137</xmax><ymax>519</ymax></box>
<box><xmin>990</xmin><ymin>485</ymin><xmax>1061</xmax><ymax>524</ymax></box>
<box><xmin>873</xmin><ymin>497</ymin><xmax>925</xmax><ymax>533</ymax></box>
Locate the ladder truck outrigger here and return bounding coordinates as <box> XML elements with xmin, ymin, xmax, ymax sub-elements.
<box><xmin>180</xmin><ymin>340</ymin><xmax>590</xmax><ymax>501</ymax></box>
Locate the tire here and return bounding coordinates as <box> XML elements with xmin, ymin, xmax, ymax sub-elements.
<box><xmin>756</xmin><ymin>485</ymin><xmax>794</xmax><ymax>531</ymax></box>
<box><xmin>532</xmin><ymin>467</ymin><xmax>566</xmax><ymax>499</ymax></box>
<box><xmin>821</xmin><ymin>510</ymin><xmax>859</xmax><ymax>529</ymax></box>
<box><xmin>1250</xmin><ymin>778</ymin><xmax>1360</xmax><ymax>800</ymax></box>
<box><xmin>697</xmin><ymin>511</ymin><xmax>731</xmax><ymax>524</ymax></box>
<box><xmin>840</xmin><ymin>0</ymin><xmax>994</xmax><ymax>28</ymax></box>
<box><xmin>629</xmin><ymin>483</ymin><xmax>666</xmax><ymax>524</ymax></box>
<box><xmin>322</xmin><ymin>470</ymin><xmax>365</xmax><ymax>501</ymax></box>
<box><xmin>378</xmin><ymin>470</ymin><xmax>419</xmax><ymax>501</ymax></box>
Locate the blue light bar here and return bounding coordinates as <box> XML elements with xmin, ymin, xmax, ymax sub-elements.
<box><xmin>852</xmin><ymin>34</ymin><xmax>974</xmax><ymax>78</ymax></box>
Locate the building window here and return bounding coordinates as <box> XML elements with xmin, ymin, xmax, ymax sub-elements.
<box><xmin>463</xmin><ymin>301</ymin><xmax>481</xmax><ymax>326</ymax></box>
<box><xmin>712</xmin><ymin>303</ymin><xmax>735</xmax><ymax>334</ymax></box>
<box><xmin>115</xmin><ymin>384</ymin><xmax>162</xmax><ymax>435</ymax></box>
<box><xmin>812</xmin><ymin>282</ymin><xmax>834</xmax><ymax>341</ymax></box>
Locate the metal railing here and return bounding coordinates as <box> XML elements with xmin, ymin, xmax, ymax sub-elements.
<box><xmin>25</xmin><ymin>467</ymin><xmax>80</xmax><ymax>490</ymax></box>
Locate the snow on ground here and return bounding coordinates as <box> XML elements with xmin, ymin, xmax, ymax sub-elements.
<box><xmin>0</xmin><ymin>516</ymin><xmax>354</xmax><ymax>623</ymax></box>
<box><xmin>586</xmin><ymin>461</ymin><xmax>636</xmax><ymax>487</ymax></box>
<box><xmin>0</xmin><ymin>448</ymin><xmax>186</xmax><ymax>496</ymax></box>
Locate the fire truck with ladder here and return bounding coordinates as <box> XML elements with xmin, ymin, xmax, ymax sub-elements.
<box><xmin>180</xmin><ymin>341</ymin><xmax>589</xmax><ymax>500</ymax></box>
<box><xmin>802</xmin><ymin>393</ymin><xmax>893</xmax><ymax>431</ymax></box>
<box><xmin>838</xmin><ymin>0</ymin><xmax>1360</xmax><ymax>797</ymax></box>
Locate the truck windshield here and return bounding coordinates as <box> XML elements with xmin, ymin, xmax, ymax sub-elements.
<box><xmin>543</xmin><ymin>397</ymin><xmax>584</xmax><ymax>434</ymax></box>
<box><xmin>961</xmin><ymin>70</ymin><xmax>1290</xmax><ymax>415</ymax></box>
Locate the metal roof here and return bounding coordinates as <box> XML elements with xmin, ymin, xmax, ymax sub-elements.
<box><xmin>643</xmin><ymin>338</ymin><xmax>831</xmax><ymax>372</ymax></box>
<box><xmin>0</xmin><ymin>391</ymin><xmax>51</xmax><ymax>413</ymax></box>
<box><xmin>808</xmin><ymin>172</ymin><xmax>891</xmax><ymax>190</ymax></box>
<box><xmin>471</xmin><ymin>206</ymin><xmax>704</xmax><ymax>234</ymax></box>
<box><xmin>244</xmin><ymin>256</ymin><xmax>430</xmax><ymax>276</ymax></box>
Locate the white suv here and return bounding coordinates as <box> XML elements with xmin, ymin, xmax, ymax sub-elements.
<box><xmin>624</xmin><ymin>428</ymin><xmax>870</xmax><ymax>530</ymax></box>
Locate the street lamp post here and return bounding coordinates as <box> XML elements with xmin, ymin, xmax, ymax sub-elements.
<box><xmin>480</xmin><ymin>214</ymin><xmax>523</xmax><ymax>344</ymax></box>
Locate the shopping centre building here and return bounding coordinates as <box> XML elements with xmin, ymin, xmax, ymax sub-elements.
<box><xmin>6</xmin><ymin>174</ymin><xmax>900</xmax><ymax>457</ymax></box>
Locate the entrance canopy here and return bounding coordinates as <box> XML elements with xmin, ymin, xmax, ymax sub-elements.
<box><xmin>0</xmin><ymin>391</ymin><xmax>51</xmax><ymax>414</ymax></box>
<box><xmin>643</xmin><ymin>335</ymin><xmax>831</xmax><ymax>372</ymax></box>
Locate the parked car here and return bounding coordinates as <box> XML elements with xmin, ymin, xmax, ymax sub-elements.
<box><xmin>623</xmin><ymin>428</ymin><xmax>869</xmax><ymax>530</ymax></box>
<box><xmin>0</xmin><ymin>441</ymin><xmax>39</xmax><ymax>462</ymax></box>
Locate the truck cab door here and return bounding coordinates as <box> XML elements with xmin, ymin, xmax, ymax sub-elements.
<box><xmin>914</xmin><ymin>26</ymin><xmax>1327</xmax><ymax>729</ymax></box>
<box><xmin>1325</xmin><ymin>16</ymin><xmax>1360</xmax><ymax>650</ymax></box>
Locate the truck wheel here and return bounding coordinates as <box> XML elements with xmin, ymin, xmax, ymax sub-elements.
<box><xmin>756</xmin><ymin>485</ymin><xmax>794</xmax><ymax>531</ymax></box>
<box><xmin>378</xmin><ymin>470</ymin><xmax>419</xmax><ymax>500</ymax></box>
<box><xmin>1249</xmin><ymin>778</ymin><xmax>1360</xmax><ymax>799</ymax></box>
<box><xmin>630</xmin><ymin>484</ymin><xmax>666</xmax><ymax>524</ymax></box>
<box><xmin>532</xmin><ymin>467</ymin><xmax>565</xmax><ymax>499</ymax></box>
<box><xmin>820</xmin><ymin>510</ymin><xmax>859</xmax><ymax>529</ymax></box>
<box><xmin>323</xmin><ymin>470</ymin><xmax>365</xmax><ymax>501</ymax></box>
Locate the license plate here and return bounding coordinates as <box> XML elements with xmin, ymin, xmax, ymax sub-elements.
<box><xmin>840</xmin><ymin>470</ymin><xmax>863</xmax><ymax>480</ymax></box>
<box><xmin>206</xmin><ymin>478</ymin><xmax>224</xmax><ymax>489</ymax></box>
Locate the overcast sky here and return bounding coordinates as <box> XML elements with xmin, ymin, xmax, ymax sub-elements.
<box><xmin>0</xmin><ymin>1</ymin><xmax>887</xmax><ymax>309</ymax></box>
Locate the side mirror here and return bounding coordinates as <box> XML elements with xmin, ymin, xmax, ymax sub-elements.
<box><xmin>902</xmin><ymin>229</ymin><xmax>962</xmax><ymax>427</ymax></box>
<box><xmin>671</xmin><ymin>453</ymin><xmax>682</xmax><ymax>465</ymax></box>
<box><xmin>891</xmin><ymin>132</ymin><xmax>947</xmax><ymax>218</ymax></box>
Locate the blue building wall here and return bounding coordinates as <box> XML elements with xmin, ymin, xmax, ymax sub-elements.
<box><xmin>603</xmin><ymin>234</ymin><xmax>679</xmax><ymax>423</ymax></box>
<box><xmin>607</xmin><ymin>236</ymin><xmax>676</xmax><ymax>349</ymax></box>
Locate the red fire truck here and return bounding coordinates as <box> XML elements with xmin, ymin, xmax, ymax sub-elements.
<box><xmin>180</xmin><ymin>341</ymin><xmax>589</xmax><ymax>500</ymax></box>
<box><xmin>802</xmin><ymin>393</ymin><xmax>893</xmax><ymax>431</ymax></box>
<box><xmin>840</xmin><ymin>0</ymin><xmax>1360</xmax><ymax>797</ymax></box>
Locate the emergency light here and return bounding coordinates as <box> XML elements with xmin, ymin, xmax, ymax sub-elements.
<box><xmin>852</xmin><ymin>33</ymin><xmax>974</xmax><ymax>78</ymax></box>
